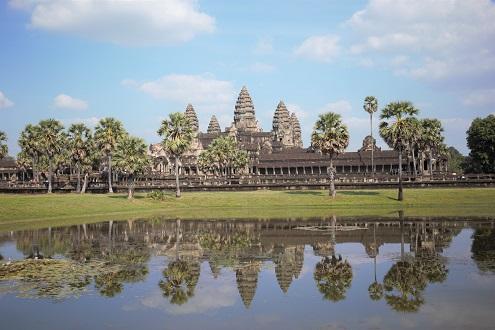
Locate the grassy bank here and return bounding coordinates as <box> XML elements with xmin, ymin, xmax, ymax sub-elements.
<box><xmin>0</xmin><ymin>188</ymin><xmax>494</xmax><ymax>231</ymax></box>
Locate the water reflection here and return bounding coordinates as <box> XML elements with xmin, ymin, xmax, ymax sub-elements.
<box><xmin>0</xmin><ymin>216</ymin><xmax>494</xmax><ymax>323</ymax></box>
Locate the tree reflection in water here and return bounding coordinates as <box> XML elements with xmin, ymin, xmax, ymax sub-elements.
<box><xmin>471</xmin><ymin>229</ymin><xmax>495</xmax><ymax>273</ymax></box>
<box><xmin>314</xmin><ymin>254</ymin><xmax>353</xmax><ymax>302</ymax></box>
<box><xmin>159</xmin><ymin>260</ymin><xmax>200</xmax><ymax>305</ymax></box>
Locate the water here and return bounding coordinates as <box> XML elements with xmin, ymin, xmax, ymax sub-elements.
<box><xmin>1</xmin><ymin>217</ymin><xmax>494</xmax><ymax>330</ymax></box>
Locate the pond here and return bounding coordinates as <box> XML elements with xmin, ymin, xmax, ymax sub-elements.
<box><xmin>1</xmin><ymin>216</ymin><xmax>495</xmax><ymax>329</ymax></box>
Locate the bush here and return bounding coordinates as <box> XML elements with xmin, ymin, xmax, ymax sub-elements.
<box><xmin>147</xmin><ymin>190</ymin><xmax>167</xmax><ymax>201</ymax></box>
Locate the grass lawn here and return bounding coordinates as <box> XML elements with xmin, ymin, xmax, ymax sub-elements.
<box><xmin>1</xmin><ymin>188</ymin><xmax>494</xmax><ymax>231</ymax></box>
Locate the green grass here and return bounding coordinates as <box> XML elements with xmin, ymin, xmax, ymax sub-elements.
<box><xmin>0</xmin><ymin>188</ymin><xmax>494</xmax><ymax>231</ymax></box>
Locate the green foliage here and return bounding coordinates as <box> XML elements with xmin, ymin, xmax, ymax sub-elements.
<box><xmin>363</xmin><ymin>96</ymin><xmax>378</xmax><ymax>115</ymax></box>
<box><xmin>379</xmin><ymin>101</ymin><xmax>419</xmax><ymax>150</ymax></box>
<box><xmin>198</xmin><ymin>136</ymin><xmax>249</xmax><ymax>175</ymax></box>
<box><xmin>471</xmin><ymin>229</ymin><xmax>495</xmax><ymax>273</ymax></box>
<box><xmin>94</xmin><ymin>117</ymin><xmax>126</xmax><ymax>156</ymax></box>
<box><xmin>157</xmin><ymin>112</ymin><xmax>195</xmax><ymax>158</ymax></box>
<box><xmin>368</xmin><ymin>281</ymin><xmax>384</xmax><ymax>301</ymax></box>
<box><xmin>0</xmin><ymin>130</ymin><xmax>7</xmax><ymax>159</ymax></box>
<box><xmin>113</xmin><ymin>136</ymin><xmax>150</xmax><ymax>176</ymax></box>
<box><xmin>446</xmin><ymin>146</ymin><xmax>465</xmax><ymax>173</ymax></box>
<box><xmin>314</xmin><ymin>255</ymin><xmax>353</xmax><ymax>302</ymax></box>
<box><xmin>159</xmin><ymin>260</ymin><xmax>200</xmax><ymax>305</ymax></box>
<box><xmin>466</xmin><ymin>114</ymin><xmax>495</xmax><ymax>173</ymax></box>
<box><xmin>147</xmin><ymin>190</ymin><xmax>168</xmax><ymax>201</ymax></box>
<box><xmin>311</xmin><ymin>112</ymin><xmax>350</xmax><ymax>158</ymax></box>
<box><xmin>419</xmin><ymin>118</ymin><xmax>444</xmax><ymax>153</ymax></box>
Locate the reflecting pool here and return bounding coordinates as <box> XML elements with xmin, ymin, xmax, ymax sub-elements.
<box><xmin>1</xmin><ymin>216</ymin><xmax>495</xmax><ymax>329</ymax></box>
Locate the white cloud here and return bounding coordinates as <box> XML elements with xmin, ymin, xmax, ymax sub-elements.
<box><xmin>0</xmin><ymin>90</ymin><xmax>14</xmax><ymax>109</ymax></box>
<box><xmin>294</xmin><ymin>35</ymin><xmax>341</xmax><ymax>62</ymax></box>
<box><xmin>346</xmin><ymin>0</ymin><xmax>495</xmax><ymax>82</ymax></box>
<box><xmin>9</xmin><ymin>0</ymin><xmax>215</xmax><ymax>46</ymax></box>
<box><xmin>123</xmin><ymin>73</ymin><xmax>236</xmax><ymax>132</ymax></box>
<box><xmin>123</xmin><ymin>74</ymin><xmax>234</xmax><ymax>105</ymax></box>
<box><xmin>254</xmin><ymin>37</ymin><xmax>273</xmax><ymax>55</ymax></box>
<box><xmin>53</xmin><ymin>94</ymin><xmax>88</xmax><ymax>110</ymax></box>
<box><xmin>463</xmin><ymin>89</ymin><xmax>495</xmax><ymax>107</ymax></box>
<box><xmin>249</xmin><ymin>62</ymin><xmax>275</xmax><ymax>73</ymax></box>
<box><xmin>320</xmin><ymin>100</ymin><xmax>352</xmax><ymax>115</ymax></box>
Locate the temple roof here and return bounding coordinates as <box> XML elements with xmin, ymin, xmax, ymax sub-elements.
<box><xmin>207</xmin><ymin>115</ymin><xmax>221</xmax><ymax>134</ymax></box>
<box><xmin>233</xmin><ymin>86</ymin><xmax>260</xmax><ymax>132</ymax></box>
<box><xmin>184</xmin><ymin>104</ymin><xmax>199</xmax><ymax>132</ymax></box>
<box><xmin>272</xmin><ymin>101</ymin><xmax>290</xmax><ymax>131</ymax></box>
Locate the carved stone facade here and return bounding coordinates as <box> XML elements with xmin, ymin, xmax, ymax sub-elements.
<box><xmin>147</xmin><ymin>86</ymin><xmax>446</xmax><ymax>176</ymax></box>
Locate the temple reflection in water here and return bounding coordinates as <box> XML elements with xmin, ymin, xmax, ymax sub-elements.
<box><xmin>1</xmin><ymin>217</ymin><xmax>494</xmax><ymax>313</ymax></box>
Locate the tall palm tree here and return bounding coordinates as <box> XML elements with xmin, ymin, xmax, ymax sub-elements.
<box><xmin>311</xmin><ymin>112</ymin><xmax>350</xmax><ymax>198</ymax></box>
<box><xmin>38</xmin><ymin>119</ymin><xmax>67</xmax><ymax>193</ymax></box>
<box><xmin>420</xmin><ymin>119</ymin><xmax>444</xmax><ymax>176</ymax></box>
<box><xmin>0</xmin><ymin>131</ymin><xmax>7</xmax><ymax>159</ymax></box>
<box><xmin>363</xmin><ymin>96</ymin><xmax>378</xmax><ymax>174</ymax></box>
<box><xmin>94</xmin><ymin>118</ymin><xmax>126</xmax><ymax>193</ymax></box>
<box><xmin>113</xmin><ymin>135</ymin><xmax>150</xmax><ymax>199</ymax></box>
<box><xmin>157</xmin><ymin>112</ymin><xmax>194</xmax><ymax>198</ymax></box>
<box><xmin>18</xmin><ymin>124</ymin><xmax>42</xmax><ymax>183</ymax></box>
<box><xmin>379</xmin><ymin>101</ymin><xmax>419</xmax><ymax>201</ymax></box>
<box><xmin>403</xmin><ymin>118</ymin><xmax>421</xmax><ymax>177</ymax></box>
<box><xmin>67</xmin><ymin>123</ymin><xmax>92</xmax><ymax>193</ymax></box>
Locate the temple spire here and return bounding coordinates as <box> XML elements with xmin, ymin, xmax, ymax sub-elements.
<box><xmin>290</xmin><ymin>112</ymin><xmax>303</xmax><ymax>148</ymax></box>
<box><xmin>207</xmin><ymin>115</ymin><xmax>221</xmax><ymax>134</ymax></box>
<box><xmin>232</xmin><ymin>86</ymin><xmax>260</xmax><ymax>132</ymax></box>
<box><xmin>184</xmin><ymin>104</ymin><xmax>199</xmax><ymax>132</ymax></box>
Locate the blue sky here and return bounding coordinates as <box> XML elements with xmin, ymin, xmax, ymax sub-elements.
<box><xmin>1</xmin><ymin>0</ymin><xmax>495</xmax><ymax>155</ymax></box>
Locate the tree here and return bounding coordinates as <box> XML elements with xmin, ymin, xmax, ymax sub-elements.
<box><xmin>446</xmin><ymin>146</ymin><xmax>465</xmax><ymax>173</ymax></box>
<box><xmin>314</xmin><ymin>254</ymin><xmax>353</xmax><ymax>302</ymax></box>
<box><xmin>159</xmin><ymin>260</ymin><xmax>200</xmax><ymax>305</ymax></box>
<box><xmin>403</xmin><ymin>118</ymin><xmax>421</xmax><ymax>177</ymax></box>
<box><xmin>466</xmin><ymin>114</ymin><xmax>495</xmax><ymax>173</ymax></box>
<box><xmin>363</xmin><ymin>96</ymin><xmax>378</xmax><ymax>174</ymax></box>
<box><xmin>67</xmin><ymin>123</ymin><xmax>92</xmax><ymax>193</ymax></box>
<box><xmin>37</xmin><ymin>119</ymin><xmax>67</xmax><ymax>193</ymax></box>
<box><xmin>18</xmin><ymin>124</ymin><xmax>42</xmax><ymax>183</ymax></box>
<box><xmin>311</xmin><ymin>112</ymin><xmax>349</xmax><ymax>198</ymax></box>
<box><xmin>157</xmin><ymin>112</ymin><xmax>195</xmax><ymax>198</ymax></box>
<box><xmin>94</xmin><ymin>118</ymin><xmax>127</xmax><ymax>193</ymax></box>
<box><xmin>383</xmin><ymin>260</ymin><xmax>426</xmax><ymax>312</ymax></box>
<box><xmin>198</xmin><ymin>136</ymin><xmax>249</xmax><ymax>179</ymax></box>
<box><xmin>113</xmin><ymin>136</ymin><xmax>150</xmax><ymax>199</ymax></box>
<box><xmin>379</xmin><ymin>101</ymin><xmax>419</xmax><ymax>201</ymax></box>
<box><xmin>0</xmin><ymin>131</ymin><xmax>7</xmax><ymax>159</ymax></box>
<box><xmin>420</xmin><ymin>119</ymin><xmax>444</xmax><ymax>176</ymax></box>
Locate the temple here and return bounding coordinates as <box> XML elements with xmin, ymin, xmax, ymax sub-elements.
<box><xmin>149</xmin><ymin>86</ymin><xmax>448</xmax><ymax>178</ymax></box>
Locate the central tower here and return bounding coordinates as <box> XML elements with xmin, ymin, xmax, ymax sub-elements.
<box><xmin>232</xmin><ymin>86</ymin><xmax>261</xmax><ymax>133</ymax></box>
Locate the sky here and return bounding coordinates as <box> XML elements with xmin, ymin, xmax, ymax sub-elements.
<box><xmin>1</xmin><ymin>0</ymin><xmax>495</xmax><ymax>156</ymax></box>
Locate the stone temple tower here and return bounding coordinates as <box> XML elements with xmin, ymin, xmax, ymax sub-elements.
<box><xmin>272</xmin><ymin>101</ymin><xmax>293</xmax><ymax>146</ymax></box>
<box><xmin>207</xmin><ymin>115</ymin><xmax>221</xmax><ymax>134</ymax></box>
<box><xmin>184</xmin><ymin>104</ymin><xmax>199</xmax><ymax>132</ymax></box>
<box><xmin>290</xmin><ymin>113</ymin><xmax>303</xmax><ymax>148</ymax></box>
<box><xmin>232</xmin><ymin>86</ymin><xmax>261</xmax><ymax>133</ymax></box>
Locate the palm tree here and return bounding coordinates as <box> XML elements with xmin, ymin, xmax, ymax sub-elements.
<box><xmin>379</xmin><ymin>101</ymin><xmax>419</xmax><ymax>201</ymax></box>
<box><xmin>363</xmin><ymin>96</ymin><xmax>378</xmax><ymax>175</ymax></box>
<box><xmin>198</xmin><ymin>136</ymin><xmax>249</xmax><ymax>179</ymax></box>
<box><xmin>157</xmin><ymin>112</ymin><xmax>195</xmax><ymax>198</ymax></box>
<box><xmin>368</xmin><ymin>223</ymin><xmax>384</xmax><ymax>301</ymax></box>
<box><xmin>420</xmin><ymin>119</ymin><xmax>444</xmax><ymax>176</ymax></box>
<box><xmin>18</xmin><ymin>124</ymin><xmax>42</xmax><ymax>183</ymax></box>
<box><xmin>403</xmin><ymin>118</ymin><xmax>421</xmax><ymax>177</ymax></box>
<box><xmin>0</xmin><ymin>131</ymin><xmax>7</xmax><ymax>159</ymax></box>
<box><xmin>311</xmin><ymin>112</ymin><xmax>350</xmax><ymax>198</ymax></box>
<box><xmin>67</xmin><ymin>123</ymin><xmax>92</xmax><ymax>193</ymax></box>
<box><xmin>314</xmin><ymin>254</ymin><xmax>353</xmax><ymax>302</ymax></box>
<box><xmin>94</xmin><ymin>118</ymin><xmax>126</xmax><ymax>193</ymax></box>
<box><xmin>113</xmin><ymin>135</ymin><xmax>150</xmax><ymax>199</ymax></box>
<box><xmin>37</xmin><ymin>119</ymin><xmax>67</xmax><ymax>193</ymax></box>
